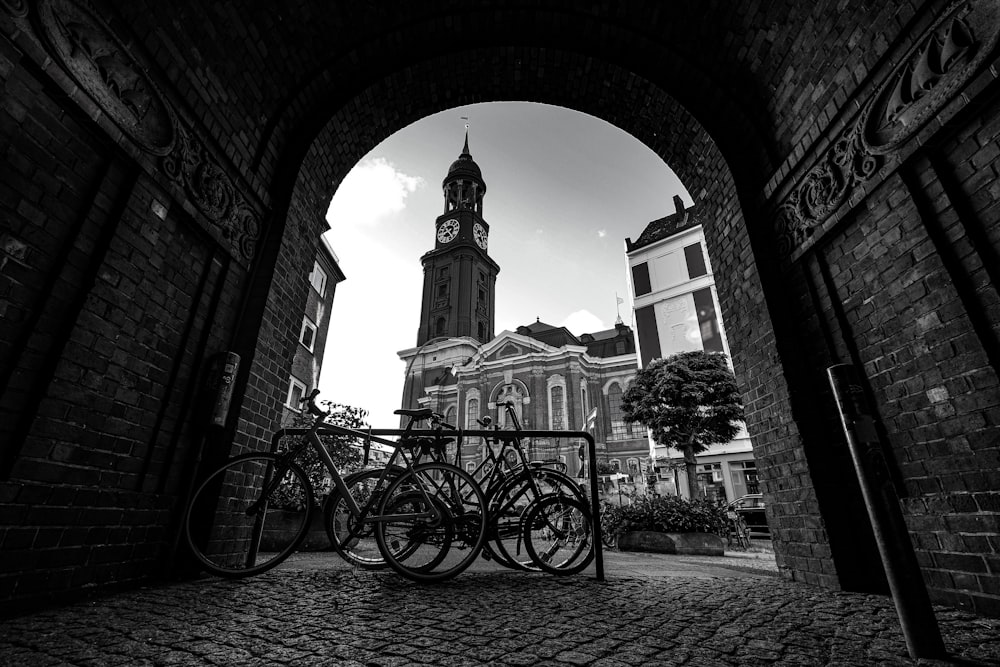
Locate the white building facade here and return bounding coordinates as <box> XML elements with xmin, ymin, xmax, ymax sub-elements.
<box><xmin>625</xmin><ymin>196</ymin><xmax>758</xmax><ymax>502</ymax></box>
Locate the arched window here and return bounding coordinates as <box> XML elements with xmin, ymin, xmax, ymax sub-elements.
<box><xmin>624</xmin><ymin>378</ymin><xmax>646</xmax><ymax>438</ymax></box>
<box><xmin>445</xmin><ymin>406</ymin><xmax>458</xmax><ymax>463</ymax></box>
<box><xmin>491</xmin><ymin>380</ymin><xmax>527</xmax><ymax>429</ymax></box>
<box><xmin>435</xmin><ymin>317</ymin><xmax>447</xmax><ymax>335</ymax></box>
<box><xmin>466</xmin><ymin>398</ymin><xmax>479</xmax><ymax>428</ymax></box>
<box><xmin>627</xmin><ymin>458</ymin><xmax>640</xmax><ymax>481</ymax></box>
<box><xmin>550</xmin><ymin>385</ymin><xmax>565</xmax><ymax>429</ymax></box>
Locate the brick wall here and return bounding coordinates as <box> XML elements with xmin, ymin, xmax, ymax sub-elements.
<box><xmin>2</xmin><ymin>0</ymin><xmax>998</xmax><ymax>617</ymax></box>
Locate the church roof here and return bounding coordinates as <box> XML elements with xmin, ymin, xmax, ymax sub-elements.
<box><xmin>514</xmin><ymin>318</ymin><xmax>635</xmax><ymax>358</ymax></box>
<box><xmin>625</xmin><ymin>195</ymin><xmax>705</xmax><ymax>253</ymax></box>
<box><xmin>515</xmin><ymin>319</ymin><xmax>580</xmax><ymax>348</ymax></box>
<box><xmin>579</xmin><ymin>323</ymin><xmax>635</xmax><ymax>358</ymax></box>
<box><xmin>445</xmin><ymin>132</ymin><xmax>484</xmax><ymax>183</ymax></box>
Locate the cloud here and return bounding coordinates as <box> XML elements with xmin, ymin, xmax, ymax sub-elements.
<box><xmin>560</xmin><ymin>309</ymin><xmax>608</xmax><ymax>336</ymax></box>
<box><xmin>597</xmin><ymin>229</ymin><xmax>607</xmax><ymax>238</ymax></box>
<box><xmin>326</xmin><ymin>157</ymin><xmax>424</xmax><ymax>227</ymax></box>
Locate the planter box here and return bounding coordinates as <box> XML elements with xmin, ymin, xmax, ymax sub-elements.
<box><xmin>260</xmin><ymin>509</ymin><xmax>329</xmax><ymax>552</ymax></box>
<box><xmin>618</xmin><ymin>531</ymin><xmax>724</xmax><ymax>556</ymax></box>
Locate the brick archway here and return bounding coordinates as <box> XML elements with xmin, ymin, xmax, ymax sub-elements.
<box><xmin>2</xmin><ymin>1</ymin><xmax>999</xmax><ymax>616</ymax></box>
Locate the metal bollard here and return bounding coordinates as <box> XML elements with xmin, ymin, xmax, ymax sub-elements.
<box><xmin>826</xmin><ymin>364</ymin><xmax>946</xmax><ymax>659</ymax></box>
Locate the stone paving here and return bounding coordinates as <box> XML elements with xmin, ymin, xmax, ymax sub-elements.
<box><xmin>1</xmin><ymin>551</ymin><xmax>998</xmax><ymax>667</ymax></box>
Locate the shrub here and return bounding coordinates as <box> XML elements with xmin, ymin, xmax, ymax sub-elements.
<box><xmin>602</xmin><ymin>495</ymin><xmax>727</xmax><ymax>536</ymax></box>
<box><xmin>272</xmin><ymin>403</ymin><xmax>367</xmax><ymax>510</ymax></box>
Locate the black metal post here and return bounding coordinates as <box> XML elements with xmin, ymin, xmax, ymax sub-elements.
<box><xmin>826</xmin><ymin>364</ymin><xmax>946</xmax><ymax>659</ymax></box>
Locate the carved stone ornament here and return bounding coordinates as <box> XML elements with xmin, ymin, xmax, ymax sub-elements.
<box><xmin>36</xmin><ymin>0</ymin><xmax>175</xmax><ymax>155</ymax></box>
<box><xmin>162</xmin><ymin>124</ymin><xmax>260</xmax><ymax>261</ymax></box>
<box><xmin>1</xmin><ymin>0</ymin><xmax>29</xmax><ymax>18</ymax></box>
<box><xmin>775</xmin><ymin>122</ymin><xmax>881</xmax><ymax>257</ymax></box>
<box><xmin>776</xmin><ymin>0</ymin><xmax>1000</xmax><ymax>257</ymax></box>
<box><xmin>862</xmin><ymin>0</ymin><xmax>1000</xmax><ymax>154</ymax></box>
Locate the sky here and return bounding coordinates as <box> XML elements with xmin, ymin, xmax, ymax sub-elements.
<box><xmin>320</xmin><ymin>102</ymin><xmax>690</xmax><ymax>425</ymax></box>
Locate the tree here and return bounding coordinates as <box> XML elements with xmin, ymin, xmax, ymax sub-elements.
<box><xmin>275</xmin><ymin>403</ymin><xmax>367</xmax><ymax>509</ymax></box>
<box><xmin>622</xmin><ymin>351</ymin><xmax>744</xmax><ymax>499</ymax></box>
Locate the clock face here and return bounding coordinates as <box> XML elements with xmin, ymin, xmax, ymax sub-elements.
<box><xmin>437</xmin><ymin>218</ymin><xmax>459</xmax><ymax>243</ymax></box>
<box><xmin>473</xmin><ymin>222</ymin><xmax>488</xmax><ymax>250</ymax></box>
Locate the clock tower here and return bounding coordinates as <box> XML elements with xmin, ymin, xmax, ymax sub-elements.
<box><xmin>415</xmin><ymin>133</ymin><xmax>500</xmax><ymax>346</ymax></box>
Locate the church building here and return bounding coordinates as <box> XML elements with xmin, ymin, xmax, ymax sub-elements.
<box><xmin>398</xmin><ymin>136</ymin><xmax>648</xmax><ymax>479</ymax></box>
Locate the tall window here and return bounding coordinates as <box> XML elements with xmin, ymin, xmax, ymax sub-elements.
<box><xmin>684</xmin><ymin>242</ymin><xmax>707</xmax><ymax>278</ymax></box>
<box><xmin>309</xmin><ymin>262</ymin><xmax>327</xmax><ymax>296</ymax></box>
<box><xmin>693</xmin><ymin>287</ymin><xmax>723</xmax><ymax>353</ymax></box>
<box><xmin>299</xmin><ymin>316</ymin><xmax>317</xmax><ymax>352</ymax></box>
<box><xmin>631</xmin><ymin>261</ymin><xmax>652</xmax><ymax>296</ymax></box>
<box><xmin>607</xmin><ymin>382</ymin><xmax>630</xmax><ymax>441</ymax></box>
<box><xmin>466</xmin><ymin>398</ymin><xmax>480</xmax><ymax>428</ymax></box>
<box><xmin>435</xmin><ymin>317</ymin><xmax>447</xmax><ymax>335</ymax></box>
<box><xmin>285</xmin><ymin>376</ymin><xmax>307</xmax><ymax>410</ymax></box>
<box><xmin>445</xmin><ymin>406</ymin><xmax>458</xmax><ymax>464</ymax></box>
<box><xmin>550</xmin><ymin>385</ymin><xmax>565</xmax><ymax>430</ymax></box>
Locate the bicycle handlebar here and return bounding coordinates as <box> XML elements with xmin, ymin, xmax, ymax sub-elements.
<box><xmin>431</xmin><ymin>413</ymin><xmax>456</xmax><ymax>430</ymax></box>
<box><xmin>301</xmin><ymin>388</ymin><xmax>328</xmax><ymax>418</ymax></box>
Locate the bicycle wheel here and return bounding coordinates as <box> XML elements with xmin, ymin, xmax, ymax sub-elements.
<box><xmin>488</xmin><ymin>468</ymin><xmax>587</xmax><ymax>571</ymax></box>
<box><xmin>375</xmin><ymin>463</ymin><xmax>487</xmax><ymax>583</ymax></box>
<box><xmin>323</xmin><ymin>469</ymin><xmax>388</xmax><ymax>569</ymax></box>
<box><xmin>734</xmin><ymin>516</ymin><xmax>750</xmax><ymax>549</ymax></box>
<box><xmin>521</xmin><ymin>494</ymin><xmax>594</xmax><ymax>576</ymax></box>
<box><xmin>601</xmin><ymin>524</ymin><xmax>618</xmax><ymax>549</ymax></box>
<box><xmin>185</xmin><ymin>453</ymin><xmax>313</xmax><ymax>578</ymax></box>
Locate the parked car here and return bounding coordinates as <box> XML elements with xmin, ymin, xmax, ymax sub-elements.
<box><xmin>728</xmin><ymin>494</ymin><xmax>769</xmax><ymax>536</ymax></box>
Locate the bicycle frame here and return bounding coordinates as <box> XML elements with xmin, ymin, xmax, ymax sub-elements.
<box><xmin>280</xmin><ymin>410</ymin><xmax>444</xmax><ymax>527</ymax></box>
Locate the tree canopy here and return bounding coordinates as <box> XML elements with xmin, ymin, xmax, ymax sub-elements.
<box><xmin>622</xmin><ymin>351</ymin><xmax>745</xmax><ymax>497</ymax></box>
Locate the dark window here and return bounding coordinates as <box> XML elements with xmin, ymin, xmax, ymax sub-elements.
<box><xmin>631</xmin><ymin>262</ymin><xmax>652</xmax><ymax>296</ymax></box>
<box><xmin>436</xmin><ymin>317</ymin><xmax>447</xmax><ymax>335</ymax></box>
<box><xmin>477</xmin><ymin>322</ymin><xmax>486</xmax><ymax>339</ymax></box>
<box><xmin>684</xmin><ymin>243</ymin><xmax>707</xmax><ymax>278</ymax></box>
<box><xmin>634</xmin><ymin>305</ymin><xmax>661</xmax><ymax>366</ymax></box>
<box><xmin>437</xmin><ymin>283</ymin><xmax>448</xmax><ymax>298</ymax></box>
<box><xmin>693</xmin><ymin>287</ymin><xmax>723</xmax><ymax>352</ymax></box>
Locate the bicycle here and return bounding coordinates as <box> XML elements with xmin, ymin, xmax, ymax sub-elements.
<box><xmin>327</xmin><ymin>398</ymin><xmax>595</xmax><ymax>575</ymax></box>
<box><xmin>184</xmin><ymin>390</ymin><xmax>487</xmax><ymax>582</ymax></box>
<box><xmin>521</xmin><ymin>493</ymin><xmax>594</xmax><ymax>575</ymax></box>
<box><xmin>470</xmin><ymin>402</ymin><xmax>592</xmax><ymax>572</ymax></box>
<box><xmin>598</xmin><ymin>500</ymin><xmax>620</xmax><ymax>550</ymax></box>
<box><xmin>322</xmin><ymin>410</ymin><xmax>458</xmax><ymax>571</ymax></box>
<box><xmin>725</xmin><ymin>510</ymin><xmax>750</xmax><ymax>549</ymax></box>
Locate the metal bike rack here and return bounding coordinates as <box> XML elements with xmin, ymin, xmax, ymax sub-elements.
<box><xmin>279</xmin><ymin>425</ymin><xmax>605</xmax><ymax>581</ymax></box>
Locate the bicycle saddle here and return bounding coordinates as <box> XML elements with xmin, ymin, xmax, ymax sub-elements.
<box><xmin>395</xmin><ymin>407</ymin><xmax>434</xmax><ymax>419</ymax></box>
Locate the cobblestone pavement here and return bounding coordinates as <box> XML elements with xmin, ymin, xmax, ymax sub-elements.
<box><xmin>1</xmin><ymin>551</ymin><xmax>998</xmax><ymax>667</ymax></box>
